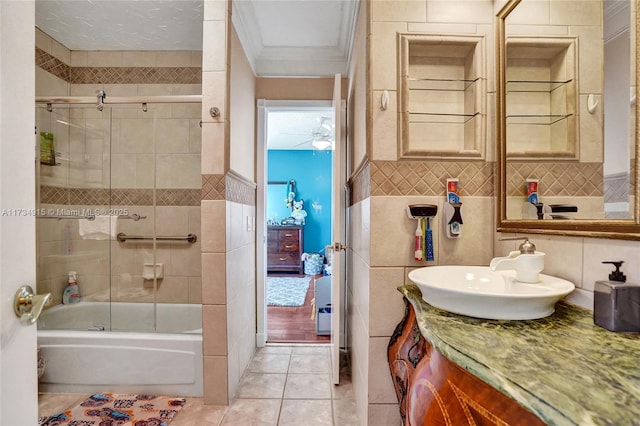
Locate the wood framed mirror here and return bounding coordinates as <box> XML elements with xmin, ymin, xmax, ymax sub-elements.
<box><xmin>496</xmin><ymin>0</ymin><xmax>640</xmax><ymax>239</ymax></box>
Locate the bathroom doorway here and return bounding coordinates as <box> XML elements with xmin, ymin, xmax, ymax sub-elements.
<box><xmin>257</xmin><ymin>100</ymin><xmax>335</xmax><ymax>344</ymax></box>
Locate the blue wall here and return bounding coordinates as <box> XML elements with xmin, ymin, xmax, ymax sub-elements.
<box><xmin>267</xmin><ymin>150</ymin><xmax>332</xmax><ymax>254</ymax></box>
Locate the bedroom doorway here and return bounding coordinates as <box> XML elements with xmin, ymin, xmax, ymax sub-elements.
<box><xmin>257</xmin><ymin>100</ymin><xmax>334</xmax><ymax>344</ymax></box>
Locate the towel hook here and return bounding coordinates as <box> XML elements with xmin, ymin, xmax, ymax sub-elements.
<box><xmin>587</xmin><ymin>94</ymin><xmax>598</xmax><ymax>114</ymax></box>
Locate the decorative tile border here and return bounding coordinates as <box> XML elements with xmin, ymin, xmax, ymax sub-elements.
<box><xmin>36</xmin><ymin>48</ymin><xmax>70</xmax><ymax>82</ymax></box>
<box><xmin>41</xmin><ymin>185</ymin><xmax>200</xmax><ymax>206</ymax></box>
<box><xmin>155</xmin><ymin>189</ymin><xmax>201</xmax><ymax>206</ymax></box>
<box><xmin>351</xmin><ymin>159</ymin><xmax>607</xmax><ymax>199</ymax></box>
<box><xmin>70</xmin><ymin>66</ymin><xmax>201</xmax><ymax>85</ymax></box>
<box><xmin>201</xmin><ymin>173</ymin><xmax>256</xmax><ymax>205</ymax></box>
<box><xmin>70</xmin><ymin>188</ymin><xmax>111</xmax><ymax>205</ymax></box>
<box><xmin>506</xmin><ymin>162</ymin><xmax>602</xmax><ymax>197</ymax></box>
<box><xmin>370</xmin><ymin>160</ymin><xmax>495</xmax><ymax>197</ymax></box>
<box><xmin>349</xmin><ymin>160</ymin><xmax>370</xmax><ymax>206</ymax></box>
<box><xmin>226</xmin><ymin>171</ymin><xmax>256</xmax><ymax>206</ymax></box>
<box><xmin>40</xmin><ymin>185</ymin><xmax>71</xmax><ymax>205</ymax></box>
<box><xmin>202</xmin><ymin>174</ymin><xmax>225</xmax><ymax>200</ymax></box>
<box><xmin>36</xmin><ymin>47</ymin><xmax>201</xmax><ymax>85</ymax></box>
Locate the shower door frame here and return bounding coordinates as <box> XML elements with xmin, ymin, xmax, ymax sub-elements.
<box><xmin>35</xmin><ymin>95</ymin><xmax>203</xmax><ymax>333</ymax></box>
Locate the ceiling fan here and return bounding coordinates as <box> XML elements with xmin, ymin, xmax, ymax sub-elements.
<box><xmin>294</xmin><ymin>117</ymin><xmax>334</xmax><ymax>150</ymax></box>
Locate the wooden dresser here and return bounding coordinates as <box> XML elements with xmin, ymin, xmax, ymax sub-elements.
<box><xmin>267</xmin><ymin>225</ymin><xmax>303</xmax><ymax>273</ymax></box>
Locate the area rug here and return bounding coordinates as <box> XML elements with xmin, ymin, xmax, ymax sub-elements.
<box><xmin>266</xmin><ymin>276</ymin><xmax>311</xmax><ymax>307</ymax></box>
<box><xmin>38</xmin><ymin>393</ymin><xmax>185</xmax><ymax>426</ymax></box>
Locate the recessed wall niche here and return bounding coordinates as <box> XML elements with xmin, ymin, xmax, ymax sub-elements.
<box><xmin>398</xmin><ymin>34</ymin><xmax>486</xmax><ymax>160</ymax></box>
<box><xmin>506</xmin><ymin>36</ymin><xmax>579</xmax><ymax>159</ymax></box>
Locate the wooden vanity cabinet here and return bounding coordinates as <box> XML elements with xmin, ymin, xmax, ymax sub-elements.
<box><xmin>267</xmin><ymin>225</ymin><xmax>303</xmax><ymax>273</ymax></box>
<box><xmin>388</xmin><ymin>299</ymin><xmax>544</xmax><ymax>426</ymax></box>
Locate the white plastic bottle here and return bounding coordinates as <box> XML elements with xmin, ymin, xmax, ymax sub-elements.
<box><xmin>62</xmin><ymin>271</ymin><xmax>80</xmax><ymax>304</ymax></box>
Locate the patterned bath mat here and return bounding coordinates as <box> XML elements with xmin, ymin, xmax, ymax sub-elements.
<box><xmin>266</xmin><ymin>276</ymin><xmax>311</xmax><ymax>306</ymax></box>
<box><xmin>38</xmin><ymin>393</ymin><xmax>185</xmax><ymax>426</ymax></box>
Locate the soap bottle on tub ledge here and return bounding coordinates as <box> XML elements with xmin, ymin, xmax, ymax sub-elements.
<box><xmin>62</xmin><ymin>271</ymin><xmax>80</xmax><ymax>304</ymax></box>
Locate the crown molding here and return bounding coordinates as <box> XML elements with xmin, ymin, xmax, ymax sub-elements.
<box><xmin>232</xmin><ymin>0</ymin><xmax>359</xmax><ymax>76</ymax></box>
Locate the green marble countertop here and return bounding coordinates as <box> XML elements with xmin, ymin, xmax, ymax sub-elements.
<box><xmin>399</xmin><ymin>284</ymin><xmax>640</xmax><ymax>426</ymax></box>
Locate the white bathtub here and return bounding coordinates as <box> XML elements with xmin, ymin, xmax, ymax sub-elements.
<box><xmin>37</xmin><ymin>302</ymin><xmax>203</xmax><ymax>396</ymax></box>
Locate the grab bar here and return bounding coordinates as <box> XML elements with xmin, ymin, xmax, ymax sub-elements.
<box><xmin>121</xmin><ymin>213</ymin><xmax>147</xmax><ymax>221</ymax></box>
<box><xmin>38</xmin><ymin>214</ymin><xmax>96</xmax><ymax>221</ymax></box>
<box><xmin>116</xmin><ymin>232</ymin><xmax>197</xmax><ymax>243</ymax></box>
<box><xmin>36</xmin><ymin>213</ymin><xmax>146</xmax><ymax>221</ymax></box>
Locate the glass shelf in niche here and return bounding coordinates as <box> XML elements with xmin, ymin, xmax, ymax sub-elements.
<box><xmin>408</xmin><ymin>77</ymin><xmax>481</xmax><ymax>91</ymax></box>
<box><xmin>409</xmin><ymin>111</ymin><xmax>482</xmax><ymax>124</ymax></box>
<box><xmin>506</xmin><ymin>113</ymin><xmax>573</xmax><ymax>125</ymax></box>
<box><xmin>506</xmin><ymin>79</ymin><xmax>573</xmax><ymax>93</ymax></box>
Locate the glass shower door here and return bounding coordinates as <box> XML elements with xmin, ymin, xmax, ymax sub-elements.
<box><xmin>108</xmin><ymin>103</ymin><xmax>158</xmax><ymax>332</ymax></box>
<box><xmin>108</xmin><ymin>101</ymin><xmax>202</xmax><ymax>333</ymax></box>
<box><xmin>36</xmin><ymin>100</ymin><xmax>202</xmax><ymax>334</ymax></box>
<box><xmin>36</xmin><ymin>104</ymin><xmax>113</xmax><ymax>331</ymax></box>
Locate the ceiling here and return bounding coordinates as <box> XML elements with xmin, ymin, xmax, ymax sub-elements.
<box><xmin>35</xmin><ymin>0</ymin><xmax>356</xmax><ymax>150</ymax></box>
<box><xmin>35</xmin><ymin>0</ymin><xmax>359</xmax><ymax>77</ymax></box>
<box><xmin>35</xmin><ymin>0</ymin><xmax>205</xmax><ymax>51</ymax></box>
<box><xmin>267</xmin><ymin>108</ymin><xmax>335</xmax><ymax>151</ymax></box>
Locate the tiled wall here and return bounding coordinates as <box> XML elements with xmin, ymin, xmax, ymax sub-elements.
<box><xmin>35</xmin><ymin>28</ymin><xmax>202</xmax><ymax>307</ymax></box>
<box><xmin>357</xmin><ymin>1</ymin><xmax>501</xmax><ymax>424</ymax></box>
<box><xmin>350</xmin><ymin>1</ymin><xmax>640</xmax><ymax>425</ymax></box>
<box><xmin>346</xmin><ymin>3</ymin><xmax>371</xmax><ymax>426</ymax></box>
<box><xmin>200</xmin><ymin>0</ymin><xmax>260</xmax><ymax>407</ymax></box>
<box><xmin>35</xmin><ymin>48</ymin><xmax>201</xmax><ymax>85</ymax></box>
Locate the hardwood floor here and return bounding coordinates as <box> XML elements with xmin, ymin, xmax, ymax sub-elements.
<box><xmin>267</xmin><ymin>274</ymin><xmax>330</xmax><ymax>344</ymax></box>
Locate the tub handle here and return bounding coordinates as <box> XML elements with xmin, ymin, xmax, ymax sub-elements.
<box><xmin>14</xmin><ymin>285</ymin><xmax>51</xmax><ymax>326</ymax></box>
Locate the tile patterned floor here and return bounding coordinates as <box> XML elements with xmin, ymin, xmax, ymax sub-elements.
<box><xmin>38</xmin><ymin>345</ymin><xmax>359</xmax><ymax>426</ymax></box>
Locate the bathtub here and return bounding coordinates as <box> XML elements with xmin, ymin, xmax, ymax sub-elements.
<box><xmin>37</xmin><ymin>301</ymin><xmax>203</xmax><ymax>396</ymax></box>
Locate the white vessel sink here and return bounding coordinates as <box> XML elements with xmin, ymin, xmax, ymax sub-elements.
<box><xmin>408</xmin><ymin>266</ymin><xmax>575</xmax><ymax>320</ymax></box>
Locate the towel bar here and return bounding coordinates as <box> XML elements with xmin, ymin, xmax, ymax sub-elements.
<box><xmin>38</xmin><ymin>214</ymin><xmax>95</xmax><ymax>220</ymax></box>
<box><xmin>121</xmin><ymin>213</ymin><xmax>147</xmax><ymax>221</ymax></box>
<box><xmin>37</xmin><ymin>213</ymin><xmax>146</xmax><ymax>221</ymax></box>
<box><xmin>116</xmin><ymin>232</ymin><xmax>197</xmax><ymax>243</ymax></box>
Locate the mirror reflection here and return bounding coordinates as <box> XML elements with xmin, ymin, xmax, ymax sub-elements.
<box><xmin>503</xmin><ymin>0</ymin><xmax>636</xmax><ymax>221</ymax></box>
